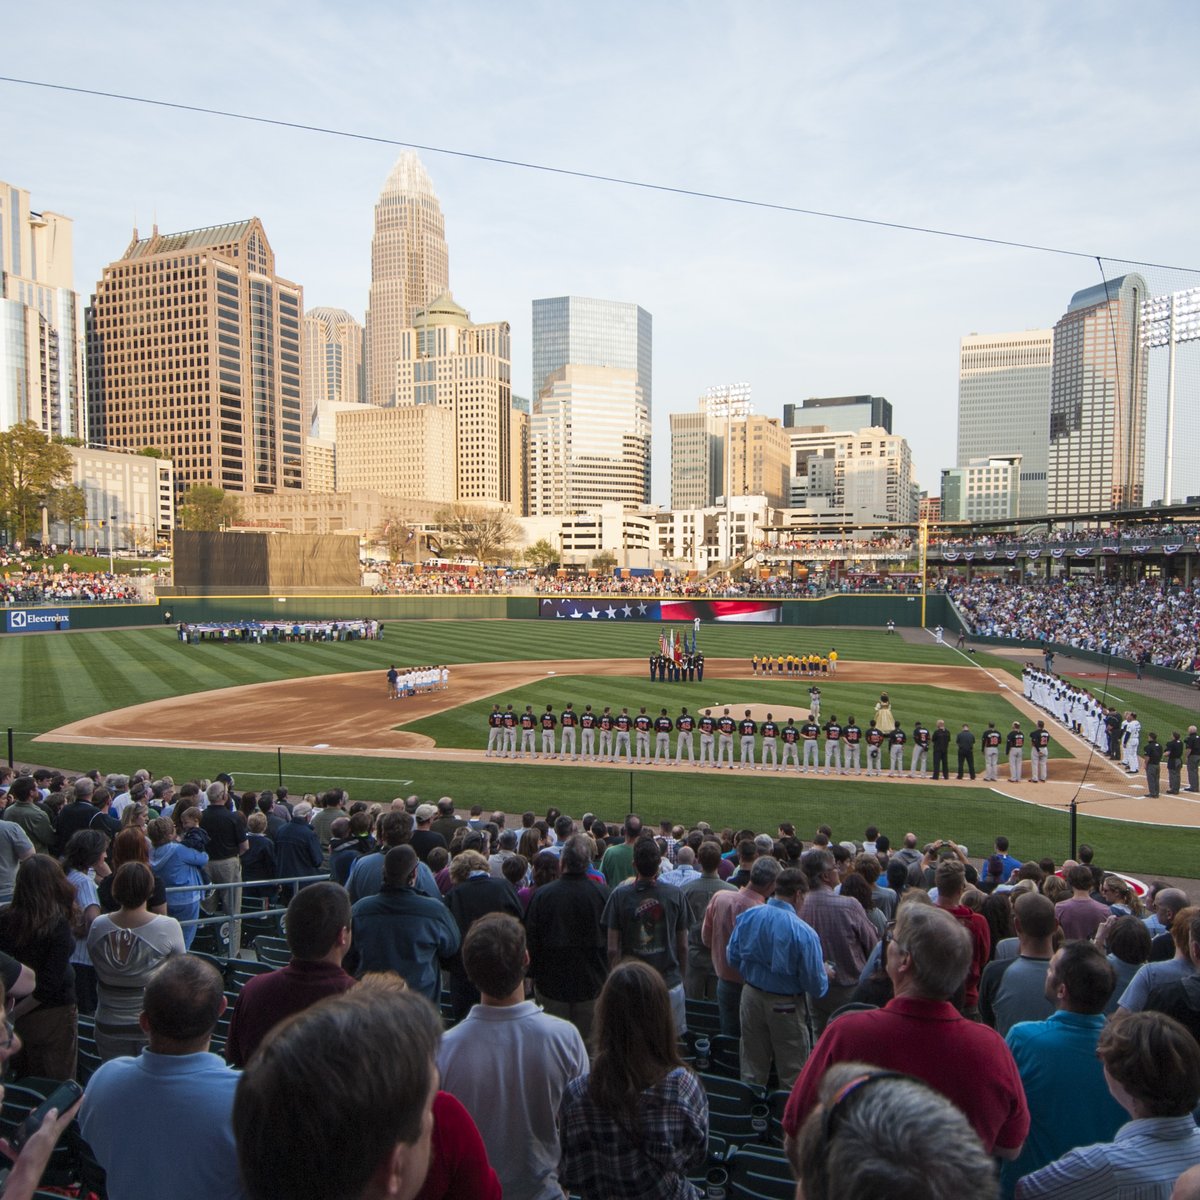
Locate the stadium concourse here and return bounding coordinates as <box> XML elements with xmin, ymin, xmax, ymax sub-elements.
<box><xmin>38</xmin><ymin>654</ymin><xmax>1198</xmax><ymax>828</ymax></box>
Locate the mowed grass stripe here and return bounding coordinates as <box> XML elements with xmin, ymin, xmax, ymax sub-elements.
<box><xmin>20</xmin><ymin>633</ymin><xmax>80</xmax><ymax>730</ymax></box>
<box><xmin>105</xmin><ymin>631</ymin><xmax>251</xmax><ymax>696</ymax></box>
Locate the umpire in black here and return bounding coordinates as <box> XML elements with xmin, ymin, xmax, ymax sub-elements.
<box><xmin>955</xmin><ymin>724</ymin><xmax>976</xmax><ymax>780</ymax></box>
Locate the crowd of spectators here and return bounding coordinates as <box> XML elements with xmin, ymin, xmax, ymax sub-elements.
<box><xmin>368</xmin><ymin>564</ymin><xmax>518</xmax><ymax>595</ymax></box>
<box><xmin>1</xmin><ymin>760</ymin><xmax>1199</xmax><ymax>1198</ymax></box>
<box><xmin>933</xmin><ymin>521</ymin><xmax>1200</xmax><ymax>552</ymax></box>
<box><xmin>952</xmin><ymin>577</ymin><xmax>1200</xmax><ymax>671</ymax></box>
<box><xmin>1</xmin><ymin>564</ymin><xmax>141</xmax><ymax>604</ymax></box>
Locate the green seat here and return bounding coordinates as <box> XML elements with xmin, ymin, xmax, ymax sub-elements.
<box><xmin>254</xmin><ymin>936</ymin><xmax>291</xmax><ymax>969</ymax></box>
<box><xmin>728</xmin><ymin>1144</ymin><xmax>795</xmax><ymax>1200</ymax></box>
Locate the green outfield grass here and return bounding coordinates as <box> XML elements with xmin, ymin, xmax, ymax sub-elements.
<box><xmin>3</xmin><ymin>620</ymin><xmax>1198</xmax><ymax>878</ymax></box>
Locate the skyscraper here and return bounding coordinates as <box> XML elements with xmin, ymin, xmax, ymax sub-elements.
<box><xmin>957</xmin><ymin>329</ymin><xmax>1052</xmax><ymax>518</ymax></box>
<box><xmin>671</xmin><ymin>386</ymin><xmax>790</xmax><ymax>510</ymax></box>
<box><xmin>303</xmin><ymin>307</ymin><xmax>364</xmax><ymax>438</ymax></box>
<box><xmin>529</xmin><ymin>296</ymin><xmax>652</xmax><ymax>514</ymax></box>
<box><xmin>528</xmin><ymin>364</ymin><xmax>648</xmax><ymax>515</ymax></box>
<box><xmin>86</xmin><ymin>218</ymin><xmax>304</xmax><ymax>497</ymax></box>
<box><xmin>1047</xmin><ymin>274</ymin><xmax>1148</xmax><ymax>515</ymax></box>
<box><xmin>531</xmin><ymin>296</ymin><xmax>652</xmax><ymax>415</ymax></box>
<box><xmin>394</xmin><ymin>292</ymin><xmax>511</xmax><ymax>507</ymax></box>
<box><xmin>783</xmin><ymin>395</ymin><xmax>892</xmax><ymax>435</ymax></box>
<box><xmin>0</xmin><ymin>179</ymin><xmax>85</xmax><ymax>437</ymax></box>
<box><xmin>365</xmin><ymin>153</ymin><xmax>449</xmax><ymax>407</ymax></box>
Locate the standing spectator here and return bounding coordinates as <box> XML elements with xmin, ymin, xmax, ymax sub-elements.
<box><xmin>1001</xmin><ymin>942</ymin><xmax>1125</xmax><ymax>1198</ymax></box>
<box><xmin>346</xmin><ymin>846</ymin><xmax>460</xmax><ymax>1003</ymax></box>
<box><xmin>1143</xmin><ymin>910</ymin><xmax>1200</xmax><ymax>1043</ymax></box>
<box><xmin>54</xmin><ymin>777</ymin><xmax>99</xmax><ymax>853</ymax></box>
<box><xmin>310</xmin><ymin>789</ymin><xmax>347</xmax><ymax>866</ymax></box>
<box><xmin>783</xmin><ymin>904</ymin><xmax>1029</xmax><ymax>1159</ymax></box>
<box><xmin>0</xmin><ymin>854</ymin><xmax>79</xmax><ymax>1080</ymax></box>
<box><xmin>558</xmin><ymin>960</ymin><xmax>708</xmax><ymax>1199</ymax></box>
<box><xmin>1055</xmin><ymin>864</ymin><xmax>1112</xmax><ymax>941</ymax></box>
<box><xmin>438</xmin><ymin>914</ymin><xmax>588</xmax><ymax>1200</ymax></box>
<box><xmin>410</xmin><ymin>804</ymin><xmax>448</xmax><ymax>864</ymax></box>
<box><xmin>1119</xmin><ymin>906</ymin><xmax>1199</xmax><ymax>1012</ymax></box>
<box><xmin>799</xmin><ymin>847</ymin><xmax>879</xmax><ymax>1032</ymax></box>
<box><xmin>274</xmin><ymin>800</ymin><xmax>323</xmax><ymax>900</ymax></box>
<box><xmin>200</xmin><ymin>781</ymin><xmax>248</xmax><ymax>956</ymax></box>
<box><xmin>0</xmin><ymin>812</ymin><xmax>34</xmax><ymax>906</ymax></box>
<box><xmin>2</xmin><ymin>776</ymin><xmax>55</xmax><ymax>854</ymax></box>
<box><xmin>525</xmin><ymin>835</ymin><xmax>609</xmax><ymax>1044</ymax></box>
<box><xmin>934</xmin><ymin>859</ymin><xmax>991</xmax><ymax>1018</ymax></box>
<box><xmin>601</xmin><ymin>838</ymin><xmax>691</xmax><ymax>1034</ymax></box>
<box><xmin>234</xmin><ymin>986</ymin><xmax>450</xmax><ymax>1200</ymax></box>
<box><xmin>444</xmin><ymin>850</ymin><xmax>524</xmax><ymax>1020</ymax></box>
<box><xmin>329</xmin><ymin>811</ymin><xmax>374</xmax><ymax>886</ymax></box>
<box><xmin>980</xmin><ymin>893</ymin><xmax>1057</xmax><ymax>1035</ymax></box>
<box><xmin>240</xmin><ymin>811</ymin><xmax>277</xmax><ymax>900</ymax></box>
<box><xmin>681</xmin><ymin>840</ymin><xmax>736</xmax><ymax>1000</ymax></box>
<box><xmin>87</xmin><ymin>862</ymin><xmax>186</xmax><ymax>1060</ymax></box>
<box><xmin>225</xmin><ymin>882</ymin><xmax>356</xmax><ymax>1068</ymax></box>
<box><xmin>62</xmin><ymin>828</ymin><xmax>110</xmax><ymax>1014</ymax></box>
<box><xmin>599</xmin><ymin>815</ymin><xmax>641</xmax><ymax>888</ymax></box>
<box><xmin>149</xmin><ymin>816</ymin><xmax>208</xmax><ymax>949</ymax></box>
<box><xmin>81</xmin><ymin>956</ymin><xmax>245</xmax><ymax>1200</ymax></box>
<box><xmin>727</xmin><ymin>867</ymin><xmax>829</xmax><ymax>1088</ymax></box>
<box><xmin>1014</xmin><ymin>1012</ymin><xmax>1200</xmax><ymax>1197</ymax></box>
<box><xmin>702</xmin><ymin>855</ymin><xmax>776</xmax><ymax>1036</ymax></box>
<box><xmin>98</xmin><ymin>827</ymin><xmax>169</xmax><ymax>914</ymax></box>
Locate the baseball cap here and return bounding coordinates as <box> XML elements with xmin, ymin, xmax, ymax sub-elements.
<box><xmin>415</xmin><ymin>803</ymin><xmax>438</xmax><ymax>822</ymax></box>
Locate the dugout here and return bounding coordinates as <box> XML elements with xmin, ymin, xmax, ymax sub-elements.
<box><xmin>171</xmin><ymin>531</ymin><xmax>361</xmax><ymax>593</ymax></box>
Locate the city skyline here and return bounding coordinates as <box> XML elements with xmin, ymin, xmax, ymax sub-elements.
<box><xmin>5</xmin><ymin>3</ymin><xmax>1200</xmax><ymax>508</ymax></box>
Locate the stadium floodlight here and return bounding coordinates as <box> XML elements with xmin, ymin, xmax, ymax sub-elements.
<box><xmin>1142</xmin><ymin>285</ymin><xmax>1200</xmax><ymax>505</ymax></box>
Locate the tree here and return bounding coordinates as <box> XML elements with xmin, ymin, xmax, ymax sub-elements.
<box><xmin>433</xmin><ymin>503</ymin><xmax>521</xmax><ymax>565</ymax></box>
<box><xmin>592</xmin><ymin>550</ymin><xmax>618</xmax><ymax>573</ymax></box>
<box><xmin>137</xmin><ymin>446</ymin><xmax>166</xmax><ymax>459</ymax></box>
<box><xmin>0</xmin><ymin>421</ymin><xmax>74</xmax><ymax>543</ymax></box>
<box><xmin>48</xmin><ymin>484</ymin><xmax>86</xmax><ymax>545</ymax></box>
<box><xmin>376</xmin><ymin>514</ymin><xmax>417</xmax><ymax>564</ymax></box>
<box><xmin>523</xmin><ymin>538</ymin><xmax>557</xmax><ymax>572</ymax></box>
<box><xmin>177</xmin><ymin>485</ymin><xmax>242</xmax><ymax>531</ymax></box>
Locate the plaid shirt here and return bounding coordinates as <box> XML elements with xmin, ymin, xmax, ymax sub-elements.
<box><xmin>558</xmin><ymin>1067</ymin><xmax>708</xmax><ymax>1199</ymax></box>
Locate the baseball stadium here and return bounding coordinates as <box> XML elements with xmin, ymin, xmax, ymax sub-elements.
<box><xmin>5</xmin><ymin>538</ymin><xmax>1199</xmax><ymax>879</ymax></box>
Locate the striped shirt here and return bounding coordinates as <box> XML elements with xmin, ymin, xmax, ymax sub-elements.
<box><xmin>1015</xmin><ymin>1116</ymin><xmax>1200</xmax><ymax>1199</ymax></box>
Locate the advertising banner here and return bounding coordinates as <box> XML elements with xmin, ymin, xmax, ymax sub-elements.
<box><xmin>5</xmin><ymin>608</ymin><xmax>71</xmax><ymax>633</ymax></box>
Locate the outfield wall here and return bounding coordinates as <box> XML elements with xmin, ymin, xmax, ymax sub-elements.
<box><xmin>2</xmin><ymin>592</ymin><xmax>954</xmax><ymax>632</ymax></box>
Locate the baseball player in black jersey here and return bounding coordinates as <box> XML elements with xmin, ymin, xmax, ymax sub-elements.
<box><xmin>760</xmin><ymin>714</ymin><xmax>779</xmax><ymax>770</ymax></box>
<box><xmin>635</xmin><ymin>707</ymin><xmax>653</xmax><ymax>764</ymax></box>
<box><xmin>1006</xmin><ymin>722</ymin><xmax>1025</xmax><ymax>782</ymax></box>
<box><xmin>675</xmin><ymin>708</ymin><xmax>696</xmax><ymax>763</ymax></box>
<box><xmin>654</xmin><ymin>709</ymin><xmax>673</xmax><ymax>763</ymax></box>
<box><xmin>738</xmin><ymin>711</ymin><xmax>758</xmax><ymax>770</ymax></box>
<box><xmin>560</xmin><ymin>703</ymin><xmax>578</xmax><ymax>760</ymax></box>
<box><xmin>780</xmin><ymin>718</ymin><xmax>801</xmax><ymax>771</ymax></box>
<box><xmin>540</xmin><ymin>704</ymin><xmax>558</xmax><ymax>759</ymax></box>
<box><xmin>486</xmin><ymin>704</ymin><xmax>503</xmax><ymax>756</ymax></box>
<box><xmin>1030</xmin><ymin>721</ymin><xmax>1051</xmax><ymax>783</ymax></box>
<box><xmin>579</xmin><ymin>705</ymin><xmax>597</xmax><ymax>760</ymax></box>
<box><xmin>716</xmin><ymin>709</ymin><xmax>736</xmax><ymax>768</ymax></box>
<box><xmin>698</xmin><ymin>709</ymin><xmax>716</xmax><ymax>766</ymax></box>
<box><xmin>981</xmin><ymin>722</ymin><xmax>1002</xmax><ymax>780</ymax></box>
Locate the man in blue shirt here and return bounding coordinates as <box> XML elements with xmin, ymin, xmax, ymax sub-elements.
<box><xmin>81</xmin><ymin>956</ymin><xmax>245</xmax><ymax>1200</ymax></box>
<box><xmin>727</xmin><ymin>867</ymin><xmax>830</xmax><ymax>1088</ymax></box>
<box><xmin>1002</xmin><ymin>942</ymin><xmax>1125</xmax><ymax>1198</ymax></box>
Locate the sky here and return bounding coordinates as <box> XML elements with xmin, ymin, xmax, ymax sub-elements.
<box><xmin>5</xmin><ymin>0</ymin><xmax>1200</xmax><ymax>508</ymax></box>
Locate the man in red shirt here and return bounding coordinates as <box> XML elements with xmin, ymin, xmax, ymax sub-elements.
<box><xmin>782</xmin><ymin>904</ymin><xmax>1028</xmax><ymax>1160</ymax></box>
<box><xmin>934</xmin><ymin>859</ymin><xmax>990</xmax><ymax>1019</ymax></box>
<box><xmin>225</xmin><ymin>882</ymin><xmax>355</xmax><ymax>1067</ymax></box>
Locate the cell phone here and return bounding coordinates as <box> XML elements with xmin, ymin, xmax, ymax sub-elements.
<box><xmin>9</xmin><ymin>1080</ymin><xmax>83</xmax><ymax>1150</ymax></box>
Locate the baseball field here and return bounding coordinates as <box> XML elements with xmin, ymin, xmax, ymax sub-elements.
<box><xmin>5</xmin><ymin>617</ymin><xmax>1199</xmax><ymax>877</ymax></box>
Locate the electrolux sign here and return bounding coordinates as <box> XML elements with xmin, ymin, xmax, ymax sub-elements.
<box><xmin>5</xmin><ymin>609</ymin><xmax>71</xmax><ymax>633</ymax></box>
